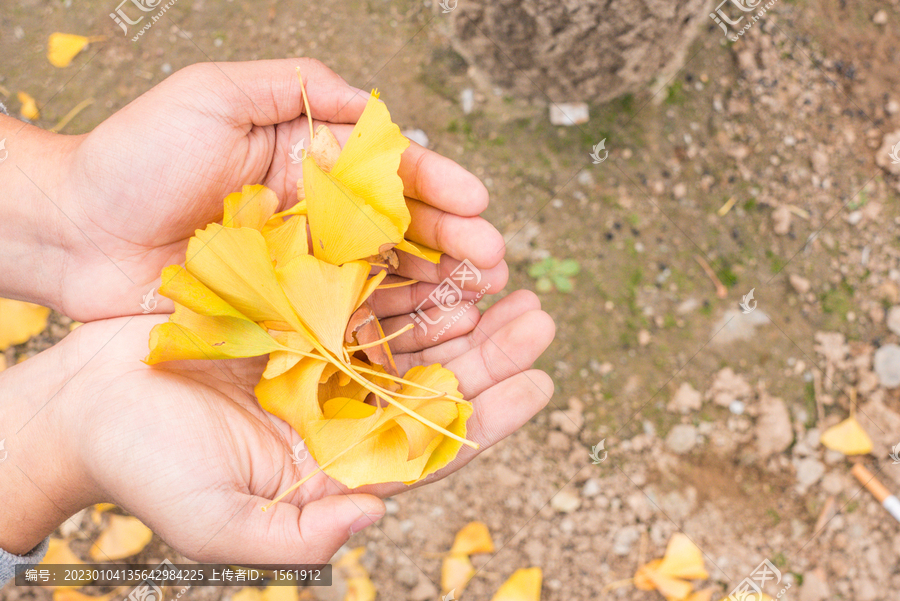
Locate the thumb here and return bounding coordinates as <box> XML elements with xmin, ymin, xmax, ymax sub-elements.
<box><xmin>192</xmin><ymin>492</ymin><xmax>385</xmax><ymax>564</ymax></box>
<box><xmin>171</xmin><ymin>58</ymin><xmax>370</xmax><ymax>128</ymax></box>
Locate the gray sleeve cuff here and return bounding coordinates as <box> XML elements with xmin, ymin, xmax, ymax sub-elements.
<box><xmin>0</xmin><ymin>537</ymin><xmax>50</xmax><ymax>588</ymax></box>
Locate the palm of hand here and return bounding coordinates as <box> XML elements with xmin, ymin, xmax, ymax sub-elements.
<box><xmin>61</xmin><ymin>76</ymin><xmax>317</xmax><ymax>320</ymax></box>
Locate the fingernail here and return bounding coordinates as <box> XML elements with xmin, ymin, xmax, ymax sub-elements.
<box><xmin>349</xmin><ymin>512</ymin><xmax>383</xmax><ymax>535</ymax></box>
<box><xmin>349</xmin><ymin>87</ymin><xmax>368</xmax><ymax>98</ymax></box>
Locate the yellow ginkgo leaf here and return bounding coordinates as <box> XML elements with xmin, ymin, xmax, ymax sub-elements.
<box><xmin>304</xmin><ymin>155</ymin><xmax>404</xmax><ymax>266</ymax></box>
<box><xmin>450</xmin><ymin>521</ymin><xmax>495</xmax><ymax>555</ymax></box>
<box><xmin>634</xmin><ymin>533</ymin><xmax>708</xmax><ymax>601</ymax></box>
<box><xmin>396</xmin><ymin>239</ymin><xmax>442</xmax><ymax>264</ymax></box>
<box><xmin>257</xmin><ymin>355</ymin><xmax>333</xmax><ymax>441</ymax></box>
<box><xmin>330</xmin><ymin>92</ymin><xmax>410</xmax><ymax>235</ymax></box>
<box><xmin>18</xmin><ymin>91</ymin><xmax>40</xmax><ymax>120</ymax></box>
<box><xmin>0</xmin><ymin>298</ymin><xmax>51</xmax><ymax>350</ymax></box>
<box><xmin>146</xmin><ymin>304</ymin><xmax>283</xmax><ymax>364</ymax></box>
<box><xmin>93</xmin><ymin>503</ymin><xmax>116</xmax><ymax>513</ymax></box>
<box><xmin>223</xmin><ymin>185</ymin><xmax>279</xmax><ymax>230</ymax></box>
<box><xmin>301</xmin><ymin>91</ymin><xmax>412</xmax><ymax>266</ymax></box>
<box><xmin>303</xmin><ymin>364</ymin><xmax>471</xmax><ymax>487</ymax></box>
<box><xmin>264</xmin><ymin>214</ymin><xmax>309</xmax><ymax>267</ymax></box>
<box><xmin>684</xmin><ymin>591</ymin><xmax>713</xmax><ymax>601</ymax></box>
<box><xmin>47</xmin><ymin>33</ymin><xmax>94</xmax><ymax>68</ymax></box>
<box><xmin>490</xmin><ymin>567</ymin><xmax>542</xmax><ymax>601</ymax></box>
<box><xmin>276</xmin><ymin>256</ymin><xmax>381</xmax><ymax>356</ymax></box>
<box><xmin>41</xmin><ymin>539</ymin><xmax>90</xmax><ymax>588</ymax></box>
<box><xmin>185</xmin><ymin>224</ymin><xmax>303</xmax><ymax>328</ymax></box>
<box><xmin>89</xmin><ymin>514</ymin><xmax>153</xmax><ymax>560</ymax></box>
<box><xmin>335</xmin><ymin>548</ymin><xmax>376</xmax><ymax>601</ymax></box>
<box><xmin>441</xmin><ymin>553</ymin><xmax>475</xmax><ymax>595</ymax></box>
<box><xmin>820</xmin><ymin>415</ymin><xmax>873</xmax><ymax>455</ymax></box>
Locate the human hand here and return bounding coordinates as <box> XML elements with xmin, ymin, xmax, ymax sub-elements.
<box><xmin>0</xmin><ymin>290</ymin><xmax>553</xmax><ymax>562</ymax></box>
<box><xmin>0</xmin><ymin>58</ymin><xmax>506</xmax><ymax>322</ymax></box>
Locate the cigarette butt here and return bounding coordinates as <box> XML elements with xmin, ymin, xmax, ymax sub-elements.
<box><xmin>851</xmin><ymin>464</ymin><xmax>900</xmax><ymax>523</ymax></box>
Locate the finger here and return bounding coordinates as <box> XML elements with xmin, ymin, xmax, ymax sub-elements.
<box><xmin>188</xmin><ymin>491</ymin><xmax>385</xmax><ymax>564</ymax></box>
<box><xmin>394</xmin><ymin>290</ymin><xmax>542</xmax><ymax>371</ymax></box>
<box><xmin>379</xmin><ymin>304</ymin><xmax>481</xmax><ymax>354</ymax></box>
<box><xmin>392</xmin><ymin>253</ymin><xmax>509</xmax><ymax>290</ymax></box>
<box><xmin>368</xmin><ymin>280</ymin><xmax>480</xmax><ymax>318</ymax></box>
<box><xmin>177</xmin><ymin>58</ymin><xmax>370</xmax><ymax>127</ymax></box>
<box><xmin>443</xmin><ymin>309</ymin><xmax>555</xmax><ymax>399</ymax></box>
<box><xmin>399</xmin><ymin>142</ymin><xmax>489</xmax><ymax>216</ymax></box>
<box><xmin>405</xmin><ymin>199</ymin><xmax>505</xmax><ymax>268</ymax></box>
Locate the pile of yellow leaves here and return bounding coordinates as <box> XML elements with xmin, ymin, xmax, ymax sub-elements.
<box><xmin>146</xmin><ymin>75</ymin><xmax>476</xmax><ymax>499</ymax></box>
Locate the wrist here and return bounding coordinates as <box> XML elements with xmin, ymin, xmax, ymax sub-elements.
<box><xmin>0</xmin><ymin>336</ymin><xmax>101</xmax><ymax>554</ymax></box>
<box><xmin>0</xmin><ymin>115</ymin><xmax>83</xmax><ymax>314</ymax></box>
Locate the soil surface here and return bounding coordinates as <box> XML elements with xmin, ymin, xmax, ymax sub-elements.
<box><xmin>3</xmin><ymin>0</ymin><xmax>900</xmax><ymax>600</ymax></box>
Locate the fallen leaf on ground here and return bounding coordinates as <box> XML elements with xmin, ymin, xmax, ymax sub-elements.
<box><xmin>634</xmin><ymin>533</ymin><xmax>708</xmax><ymax>601</ymax></box>
<box><xmin>490</xmin><ymin>567</ymin><xmax>542</xmax><ymax>601</ymax></box>
<box><xmin>41</xmin><ymin>539</ymin><xmax>90</xmax><ymax>588</ymax></box>
<box><xmin>17</xmin><ymin>92</ymin><xmax>40</xmax><ymax>120</ymax></box>
<box><xmin>89</xmin><ymin>514</ymin><xmax>153</xmax><ymax>560</ymax></box>
<box><xmin>334</xmin><ymin>547</ymin><xmax>376</xmax><ymax>601</ymax></box>
<box><xmin>47</xmin><ymin>33</ymin><xmax>99</xmax><ymax>67</ymax></box>
<box><xmin>0</xmin><ymin>298</ymin><xmax>50</xmax><ymax>350</ymax></box>
<box><xmin>441</xmin><ymin>553</ymin><xmax>475</xmax><ymax>596</ymax></box>
<box><xmin>820</xmin><ymin>415</ymin><xmax>873</xmax><ymax>455</ymax></box>
<box><xmin>450</xmin><ymin>521</ymin><xmax>495</xmax><ymax>555</ymax></box>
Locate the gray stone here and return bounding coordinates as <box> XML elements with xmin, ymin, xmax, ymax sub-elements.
<box><xmin>665</xmin><ymin>424</ymin><xmax>698</xmax><ymax>454</ymax></box>
<box><xmin>874</xmin><ymin>344</ymin><xmax>900</xmax><ymax>388</ymax></box>
<box><xmin>798</xmin><ymin>571</ymin><xmax>830</xmax><ymax>601</ymax></box>
<box><xmin>550</xmin><ymin>490</ymin><xmax>581</xmax><ymax>513</ymax></box>
<box><xmin>612</xmin><ymin>525</ymin><xmax>640</xmax><ymax>556</ymax></box>
<box><xmin>887</xmin><ymin>306</ymin><xmax>900</xmax><ymax>336</ymax></box>
<box><xmin>460</xmin><ymin>88</ymin><xmax>474</xmax><ymax>115</ymax></box>
<box><xmin>668</xmin><ymin>382</ymin><xmax>702</xmax><ymax>414</ymax></box>
<box><xmin>756</xmin><ymin>394</ymin><xmax>793</xmax><ymax>457</ymax></box>
<box><xmin>549</xmin><ymin>103</ymin><xmax>589</xmax><ymax>126</ymax></box>
<box><xmin>401</xmin><ymin>128</ymin><xmax>429</xmax><ymax>148</ymax></box>
<box><xmin>794</xmin><ymin>457</ymin><xmax>825</xmax><ymax>489</ymax></box>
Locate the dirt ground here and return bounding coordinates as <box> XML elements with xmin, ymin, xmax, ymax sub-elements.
<box><xmin>4</xmin><ymin>0</ymin><xmax>900</xmax><ymax>600</ymax></box>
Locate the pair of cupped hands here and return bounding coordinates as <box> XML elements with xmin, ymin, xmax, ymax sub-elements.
<box><xmin>0</xmin><ymin>59</ymin><xmax>554</xmax><ymax>565</ymax></box>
